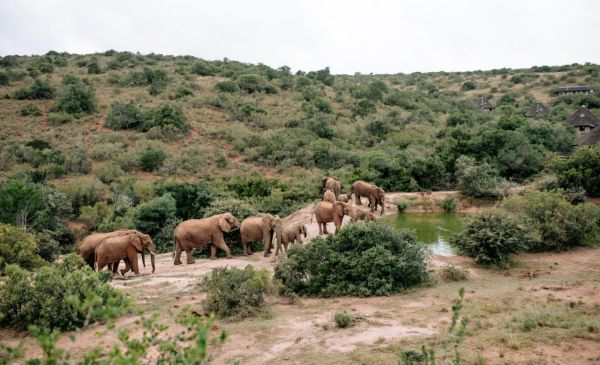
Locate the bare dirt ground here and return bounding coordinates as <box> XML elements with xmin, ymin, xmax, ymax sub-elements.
<box><xmin>3</xmin><ymin>193</ymin><xmax>600</xmax><ymax>364</ymax></box>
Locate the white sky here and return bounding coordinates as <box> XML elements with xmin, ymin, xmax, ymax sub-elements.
<box><xmin>0</xmin><ymin>0</ymin><xmax>598</xmax><ymax>74</ymax></box>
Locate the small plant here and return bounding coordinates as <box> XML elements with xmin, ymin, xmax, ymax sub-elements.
<box><xmin>20</xmin><ymin>105</ymin><xmax>42</xmax><ymax>116</ymax></box>
<box><xmin>46</xmin><ymin>112</ymin><xmax>74</xmax><ymax>125</ymax></box>
<box><xmin>140</xmin><ymin>149</ymin><xmax>167</xmax><ymax>172</ymax></box>
<box><xmin>201</xmin><ymin>265</ymin><xmax>273</xmax><ymax>319</ymax></box>
<box><xmin>397</xmin><ymin>200</ymin><xmax>411</xmax><ymax>214</ymax></box>
<box><xmin>438</xmin><ymin>197</ymin><xmax>457</xmax><ymax>212</ymax></box>
<box><xmin>334</xmin><ymin>311</ymin><xmax>354</xmax><ymax>328</ymax></box>
<box><xmin>440</xmin><ymin>265</ymin><xmax>469</xmax><ymax>282</ymax></box>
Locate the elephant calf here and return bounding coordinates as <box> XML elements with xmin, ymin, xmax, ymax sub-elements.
<box><xmin>337</xmin><ymin>193</ymin><xmax>351</xmax><ymax>203</ymax></box>
<box><xmin>240</xmin><ymin>214</ymin><xmax>283</xmax><ymax>257</ymax></box>
<box><xmin>281</xmin><ymin>223</ymin><xmax>307</xmax><ymax>251</ymax></box>
<box><xmin>353</xmin><ymin>207</ymin><xmax>377</xmax><ymax>222</ymax></box>
<box><xmin>322</xmin><ymin>189</ymin><xmax>336</xmax><ymax>203</ymax></box>
<box><xmin>95</xmin><ymin>232</ymin><xmax>156</xmax><ymax>275</ymax></box>
<box><xmin>314</xmin><ymin>201</ymin><xmax>355</xmax><ymax>235</ymax></box>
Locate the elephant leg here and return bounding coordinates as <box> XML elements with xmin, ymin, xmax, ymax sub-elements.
<box><xmin>356</xmin><ymin>194</ymin><xmax>362</xmax><ymax>205</ymax></box>
<box><xmin>214</xmin><ymin>236</ymin><xmax>232</xmax><ymax>259</ymax></box>
<box><xmin>322</xmin><ymin>222</ymin><xmax>328</xmax><ymax>235</ymax></box>
<box><xmin>121</xmin><ymin>258</ymin><xmax>131</xmax><ymax>276</ymax></box>
<box><xmin>110</xmin><ymin>262</ymin><xmax>119</xmax><ymax>274</ymax></box>
<box><xmin>174</xmin><ymin>241</ymin><xmax>183</xmax><ymax>265</ymax></box>
<box><xmin>369</xmin><ymin>196</ymin><xmax>376</xmax><ymax>212</ymax></box>
<box><xmin>127</xmin><ymin>249</ymin><xmax>140</xmax><ymax>275</ymax></box>
<box><xmin>241</xmin><ymin>237</ymin><xmax>251</xmax><ymax>256</ymax></box>
<box><xmin>317</xmin><ymin>221</ymin><xmax>323</xmax><ymax>235</ymax></box>
<box><xmin>97</xmin><ymin>259</ymin><xmax>107</xmax><ymax>272</ymax></box>
<box><xmin>187</xmin><ymin>248</ymin><xmax>195</xmax><ymax>264</ymax></box>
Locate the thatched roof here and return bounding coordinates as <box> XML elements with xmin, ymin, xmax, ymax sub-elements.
<box><xmin>579</xmin><ymin>127</ymin><xmax>600</xmax><ymax>146</ymax></box>
<box><xmin>478</xmin><ymin>97</ymin><xmax>494</xmax><ymax>110</ymax></box>
<box><xmin>524</xmin><ymin>103</ymin><xmax>550</xmax><ymax>117</ymax></box>
<box><xmin>565</xmin><ymin>106</ymin><xmax>600</xmax><ymax>128</ymax></box>
<box><xmin>553</xmin><ymin>86</ymin><xmax>594</xmax><ymax>94</ymax></box>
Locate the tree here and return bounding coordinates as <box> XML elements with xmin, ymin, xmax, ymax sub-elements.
<box><xmin>352</xmin><ymin>99</ymin><xmax>376</xmax><ymax>118</ymax></box>
<box><xmin>53</xmin><ymin>82</ymin><xmax>97</xmax><ymax>115</ymax></box>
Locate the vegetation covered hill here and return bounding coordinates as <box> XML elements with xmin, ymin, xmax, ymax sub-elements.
<box><xmin>0</xmin><ymin>51</ymin><xmax>599</xmax><ymax>249</ymax></box>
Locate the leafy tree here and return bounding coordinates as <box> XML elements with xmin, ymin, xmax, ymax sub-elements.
<box><xmin>104</xmin><ymin>101</ymin><xmax>143</xmax><ymax>130</ymax></box>
<box><xmin>139</xmin><ymin>104</ymin><xmax>188</xmax><ymax>133</ymax></box>
<box><xmin>53</xmin><ymin>82</ymin><xmax>97</xmax><ymax>115</ymax></box>
<box><xmin>215</xmin><ymin>80</ymin><xmax>239</xmax><ymax>92</ymax></box>
<box><xmin>236</xmin><ymin>74</ymin><xmax>265</xmax><ymax>93</ymax></box>
<box><xmin>455</xmin><ymin>156</ymin><xmax>505</xmax><ymax>198</ymax></box>
<box><xmin>0</xmin><ymin>223</ymin><xmax>45</xmax><ymax>274</ymax></box>
<box><xmin>140</xmin><ymin>150</ymin><xmax>167</xmax><ymax>172</ymax></box>
<box><xmin>134</xmin><ymin>194</ymin><xmax>177</xmax><ymax>237</ymax></box>
<box><xmin>551</xmin><ymin>144</ymin><xmax>600</xmax><ymax>196</ymax></box>
<box><xmin>352</xmin><ymin>99</ymin><xmax>376</xmax><ymax>118</ymax></box>
<box><xmin>0</xmin><ymin>179</ymin><xmax>47</xmax><ymax>227</ymax></box>
<box><xmin>14</xmin><ymin>79</ymin><xmax>55</xmax><ymax>100</ymax></box>
<box><xmin>461</xmin><ymin>81</ymin><xmax>476</xmax><ymax>91</ymax></box>
<box><xmin>155</xmin><ymin>181</ymin><xmax>220</xmax><ymax>220</ymax></box>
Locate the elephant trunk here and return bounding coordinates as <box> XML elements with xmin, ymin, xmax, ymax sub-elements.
<box><xmin>141</xmin><ymin>251</ymin><xmax>146</xmax><ymax>267</ymax></box>
<box><xmin>275</xmin><ymin>224</ymin><xmax>283</xmax><ymax>256</ymax></box>
<box><xmin>380</xmin><ymin>194</ymin><xmax>386</xmax><ymax>215</ymax></box>
<box><xmin>148</xmin><ymin>241</ymin><xmax>156</xmax><ymax>273</ymax></box>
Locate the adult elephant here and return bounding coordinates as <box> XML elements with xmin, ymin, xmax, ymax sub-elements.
<box><xmin>322</xmin><ymin>176</ymin><xmax>341</xmax><ymax>199</ymax></box>
<box><xmin>281</xmin><ymin>223</ymin><xmax>307</xmax><ymax>251</ymax></box>
<box><xmin>351</xmin><ymin>180</ymin><xmax>386</xmax><ymax>215</ymax></box>
<box><xmin>240</xmin><ymin>214</ymin><xmax>283</xmax><ymax>257</ymax></box>
<box><xmin>322</xmin><ymin>189</ymin><xmax>336</xmax><ymax>203</ymax></box>
<box><xmin>78</xmin><ymin>229</ymin><xmax>140</xmax><ymax>269</ymax></box>
<box><xmin>95</xmin><ymin>232</ymin><xmax>156</xmax><ymax>274</ymax></box>
<box><xmin>314</xmin><ymin>201</ymin><xmax>355</xmax><ymax>235</ymax></box>
<box><xmin>173</xmin><ymin>213</ymin><xmax>240</xmax><ymax>264</ymax></box>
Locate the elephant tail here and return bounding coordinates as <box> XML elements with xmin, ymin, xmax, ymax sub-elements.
<box><xmin>172</xmin><ymin>232</ymin><xmax>179</xmax><ymax>259</ymax></box>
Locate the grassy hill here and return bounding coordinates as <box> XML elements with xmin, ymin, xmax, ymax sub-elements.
<box><xmin>0</xmin><ymin>52</ymin><xmax>599</xmax><ymax>238</ymax></box>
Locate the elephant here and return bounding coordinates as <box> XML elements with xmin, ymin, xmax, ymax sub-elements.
<box><xmin>281</xmin><ymin>223</ymin><xmax>307</xmax><ymax>251</ymax></box>
<box><xmin>173</xmin><ymin>213</ymin><xmax>240</xmax><ymax>264</ymax></box>
<box><xmin>78</xmin><ymin>229</ymin><xmax>140</xmax><ymax>269</ymax></box>
<box><xmin>322</xmin><ymin>176</ymin><xmax>341</xmax><ymax>199</ymax></box>
<box><xmin>322</xmin><ymin>189</ymin><xmax>336</xmax><ymax>203</ymax></box>
<box><xmin>337</xmin><ymin>193</ymin><xmax>351</xmax><ymax>203</ymax></box>
<box><xmin>240</xmin><ymin>214</ymin><xmax>283</xmax><ymax>257</ymax></box>
<box><xmin>353</xmin><ymin>207</ymin><xmax>377</xmax><ymax>222</ymax></box>
<box><xmin>351</xmin><ymin>180</ymin><xmax>386</xmax><ymax>215</ymax></box>
<box><xmin>95</xmin><ymin>232</ymin><xmax>156</xmax><ymax>275</ymax></box>
<box><xmin>314</xmin><ymin>201</ymin><xmax>356</xmax><ymax>235</ymax></box>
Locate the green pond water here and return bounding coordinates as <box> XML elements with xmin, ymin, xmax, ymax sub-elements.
<box><xmin>384</xmin><ymin>213</ymin><xmax>465</xmax><ymax>256</ymax></box>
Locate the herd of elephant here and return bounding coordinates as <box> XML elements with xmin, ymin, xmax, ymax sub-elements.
<box><xmin>77</xmin><ymin>178</ymin><xmax>385</xmax><ymax>275</ymax></box>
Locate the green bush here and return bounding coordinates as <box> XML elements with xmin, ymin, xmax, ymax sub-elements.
<box><xmin>500</xmin><ymin>191</ymin><xmax>598</xmax><ymax>251</ymax></box>
<box><xmin>52</xmin><ymin>82</ymin><xmax>96</xmax><ymax>115</ymax></box>
<box><xmin>14</xmin><ymin>79</ymin><xmax>55</xmax><ymax>100</ymax></box>
<box><xmin>104</xmin><ymin>101</ymin><xmax>143</xmax><ymax>130</ymax></box>
<box><xmin>139</xmin><ymin>104</ymin><xmax>188</xmax><ymax>133</ymax></box>
<box><xmin>450</xmin><ymin>211</ymin><xmax>531</xmax><ymax>267</ymax></box>
<box><xmin>173</xmin><ymin>85</ymin><xmax>193</xmax><ymax>99</ymax></box>
<box><xmin>93</xmin><ymin>162</ymin><xmax>124</xmax><ymax>183</ymax></box>
<box><xmin>20</xmin><ymin>105</ymin><xmax>42</xmax><ymax>116</ymax></box>
<box><xmin>0</xmin><ymin>223</ymin><xmax>45</xmax><ymax>274</ymax></box>
<box><xmin>396</xmin><ymin>200</ymin><xmax>411</xmax><ymax>213</ymax></box>
<box><xmin>551</xmin><ymin>144</ymin><xmax>600</xmax><ymax>197</ymax></box>
<box><xmin>63</xmin><ymin>149</ymin><xmax>92</xmax><ymax>174</ymax></box>
<box><xmin>46</xmin><ymin>112</ymin><xmax>74</xmax><ymax>126</ymax></box>
<box><xmin>0</xmin><ymin>71</ymin><xmax>8</xmax><ymax>86</ymax></box>
<box><xmin>58</xmin><ymin>177</ymin><xmax>104</xmax><ymax>214</ymax></box>
<box><xmin>201</xmin><ymin>266</ymin><xmax>272</xmax><ymax>319</ymax></box>
<box><xmin>79</xmin><ymin>201</ymin><xmax>113</xmax><ymax>229</ymax></box>
<box><xmin>352</xmin><ymin>99</ymin><xmax>376</xmax><ymax>118</ymax></box>
<box><xmin>86</xmin><ymin>60</ymin><xmax>102</xmax><ymax>74</ymax></box>
<box><xmin>34</xmin><ymin>230</ymin><xmax>61</xmax><ymax>263</ymax></box>
<box><xmin>440</xmin><ymin>264</ymin><xmax>469</xmax><ymax>282</ymax></box>
<box><xmin>0</xmin><ymin>254</ymin><xmax>125</xmax><ymax>330</ymax></box>
<box><xmin>461</xmin><ymin>81</ymin><xmax>476</xmax><ymax>91</ymax></box>
<box><xmin>215</xmin><ymin>80</ymin><xmax>239</xmax><ymax>92</ymax></box>
<box><xmin>228</xmin><ymin>175</ymin><xmax>280</xmax><ymax>198</ymax></box>
<box><xmin>134</xmin><ymin>193</ymin><xmax>177</xmax><ymax>237</ymax></box>
<box><xmin>236</xmin><ymin>74</ymin><xmax>265</xmax><ymax>93</ymax></box>
<box><xmin>334</xmin><ymin>311</ymin><xmax>354</xmax><ymax>328</ymax></box>
<box><xmin>191</xmin><ymin>60</ymin><xmax>217</xmax><ymax>76</ymax></box>
<box><xmin>438</xmin><ymin>197</ymin><xmax>457</xmax><ymax>212</ymax></box>
<box><xmin>455</xmin><ymin>156</ymin><xmax>505</xmax><ymax>199</ymax></box>
<box><xmin>275</xmin><ymin>221</ymin><xmax>429</xmax><ymax>297</ymax></box>
<box><xmin>155</xmin><ymin>181</ymin><xmax>220</xmax><ymax>220</ymax></box>
<box><xmin>140</xmin><ymin>149</ymin><xmax>167</xmax><ymax>172</ymax></box>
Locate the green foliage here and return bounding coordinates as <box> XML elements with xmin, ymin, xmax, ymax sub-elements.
<box><xmin>0</xmin><ymin>179</ymin><xmax>47</xmax><ymax>227</ymax></box>
<box><xmin>63</xmin><ymin>149</ymin><xmax>92</xmax><ymax>174</ymax></box>
<box><xmin>215</xmin><ymin>80</ymin><xmax>239</xmax><ymax>92</ymax></box>
<box><xmin>551</xmin><ymin>144</ymin><xmax>600</xmax><ymax>197</ymax></box>
<box><xmin>0</xmin><ymin>223</ymin><xmax>45</xmax><ymax>274</ymax></box>
<box><xmin>333</xmin><ymin>311</ymin><xmax>355</xmax><ymax>328</ymax></box>
<box><xmin>139</xmin><ymin>104</ymin><xmax>188</xmax><ymax>133</ymax></box>
<box><xmin>438</xmin><ymin>197</ymin><xmax>457</xmax><ymax>212</ymax></box>
<box><xmin>52</xmin><ymin>82</ymin><xmax>97</xmax><ymax>115</ymax></box>
<box><xmin>0</xmin><ymin>71</ymin><xmax>8</xmax><ymax>85</ymax></box>
<box><xmin>228</xmin><ymin>175</ymin><xmax>279</xmax><ymax>198</ymax></box>
<box><xmin>455</xmin><ymin>156</ymin><xmax>505</xmax><ymax>199</ymax></box>
<box><xmin>58</xmin><ymin>176</ymin><xmax>104</xmax><ymax>214</ymax></box>
<box><xmin>20</xmin><ymin>105</ymin><xmax>42</xmax><ymax>116</ymax></box>
<box><xmin>155</xmin><ymin>181</ymin><xmax>220</xmax><ymax>220</ymax></box>
<box><xmin>236</xmin><ymin>74</ymin><xmax>266</xmax><ymax>93</ymax></box>
<box><xmin>201</xmin><ymin>266</ymin><xmax>272</xmax><ymax>319</ymax></box>
<box><xmin>152</xmin><ymin>218</ymin><xmax>181</xmax><ymax>253</ymax></box>
<box><xmin>34</xmin><ymin>230</ymin><xmax>61</xmax><ymax>262</ymax></box>
<box><xmin>0</xmin><ymin>254</ymin><xmax>125</xmax><ymax>330</ymax></box>
<box><xmin>134</xmin><ymin>193</ymin><xmax>177</xmax><ymax>237</ymax></box>
<box><xmin>192</xmin><ymin>60</ymin><xmax>218</xmax><ymax>76</ymax></box>
<box><xmin>461</xmin><ymin>81</ymin><xmax>476</xmax><ymax>91</ymax></box>
<box><xmin>14</xmin><ymin>79</ymin><xmax>55</xmax><ymax>100</ymax></box>
<box><xmin>352</xmin><ymin>99</ymin><xmax>376</xmax><ymax>118</ymax></box>
<box><xmin>87</xmin><ymin>60</ymin><xmax>102</xmax><ymax>74</ymax></box>
<box><xmin>173</xmin><ymin>85</ymin><xmax>193</xmax><ymax>99</ymax></box>
<box><xmin>275</xmin><ymin>221</ymin><xmax>429</xmax><ymax>297</ymax></box>
<box><xmin>440</xmin><ymin>264</ymin><xmax>469</xmax><ymax>282</ymax></box>
<box><xmin>79</xmin><ymin>201</ymin><xmax>113</xmax><ymax>229</ymax></box>
<box><xmin>46</xmin><ymin>112</ymin><xmax>74</xmax><ymax>125</ymax></box>
<box><xmin>93</xmin><ymin>162</ymin><xmax>124</xmax><ymax>183</ymax></box>
<box><xmin>104</xmin><ymin>101</ymin><xmax>143</xmax><ymax>130</ymax></box>
<box><xmin>450</xmin><ymin>211</ymin><xmax>531</xmax><ymax>267</ymax></box>
<box><xmin>396</xmin><ymin>200</ymin><xmax>411</xmax><ymax>214</ymax></box>
<box><xmin>500</xmin><ymin>191</ymin><xmax>598</xmax><ymax>251</ymax></box>
<box><xmin>140</xmin><ymin>149</ymin><xmax>167</xmax><ymax>171</ymax></box>
<box><xmin>202</xmin><ymin>198</ymin><xmax>257</xmax><ymax>221</ymax></box>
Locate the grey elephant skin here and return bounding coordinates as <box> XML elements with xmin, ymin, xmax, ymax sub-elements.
<box><xmin>173</xmin><ymin>213</ymin><xmax>240</xmax><ymax>263</ymax></box>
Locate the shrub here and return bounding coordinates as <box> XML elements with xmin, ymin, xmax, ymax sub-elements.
<box><xmin>173</xmin><ymin>85</ymin><xmax>193</xmax><ymax>99</ymax></box>
<box><xmin>0</xmin><ymin>254</ymin><xmax>125</xmax><ymax>330</ymax></box>
<box><xmin>52</xmin><ymin>82</ymin><xmax>96</xmax><ymax>115</ymax></box>
<box><xmin>236</xmin><ymin>74</ymin><xmax>265</xmax><ymax>93</ymax></box>
<box><xmin>93</xmin><ymin>162</ymin><xmax>124</xmax><ymax>184</ymax></box>
<box><xmin>58</xmin><ymin>177</ymin><xmax>104</xmax><ymax>214</ymax></box>
<box><xmin>86</xmin><ymin>60</ymin><xmax>102</xmax><ymax>74</ymax></box>
<box><xmin>14</xmin><ymin>79</ymin><xmax>55</xmax><ymax>100</ymax></box>
<box><xmin>455</xmin><ymin>155</ymin><xmax>505</xmax><ymax>199</ymax></box>
<box><xmin>438</xmin><ymin>197</ymin><xmax>457</xmax><ymax>212</ymax></box>
<box><xmin>20</xmin><ymin>105</ymin><xmax>42</xmax><ymax>116</ymax></box>
<box><xmin>275</xmin><ymin>221</ymin><xmax>429</xmax><ymax>297</ymax></box>
<box><xmin>352</xmin><ymin>99</ymin><xmax>376</xmax><ymax>118</ymax></box>
<box><xmin>0</xmin><ymin>71</ymin><xmax>8</xmax><ymax>86</ymax></box>
<box><xmin>215</xmin><ymin>80</ymin><xmax>239</xmax><ymax>92</ymax></box>
<box><xmin>0</xmin><ymin>223</ymin><xmax>45</xmax><ymax>274</ymax></box>
<box><xmin>461</xmin><ymin>81</ymin><xmax>476</xmax><ymax>91</ymax></box>
<box><xmin>46</xmin><ymin>112</ymin><xmax>74</xmax><ymax>126</ymax></box>
<box><xmin>63</xmin><ymin>149</ymin><xmax>92</xmax><ymax>174</ymax></box>
<box><xmin>201</xmin><ymin>266</ymin><xmax>272</xmax><ymax>319</ymax></box>
<box><xmin>191</xmin><ymin>60</ymin><xmax>217</xmax><ymax>76</ymax></box>
<box><xmin>334</xmin><ymin>312</ymin><xmax>354</xmax><ymax>328</ymax></box>
<box><xmin>396</xmin><ymin>200</ymin><xmax>410</xmax><ymax>213</ymax></box>
<box><xmin>551</xmin><ymin>144</ymin><xmax>600</xmax><ymax>197</ymax></box>
<box><xmin>0</xmin><ymin>179</ymin><xmax>47</xmax><ymax>227</ymax></box>
<box><xmin>500</xmin><ymin>191</ymin><xmax>598</xmax><ymax>251</ymax></box>
<box><xmin>152</xmin><ymin>218</ymin><xmax>181</xmax><ymax>253</ymax></box>
<box><xmin>440</xmin><ymin>264</ymin><xmax>469</xmax><ymax>282</ymax></box>
<box><xmin>139</xmin><ymin>104</ymin><xmax>188</xmax><ymax>133</ymax></box>
<box><xmin>450</xmin><ymin>211</ymin><xmax>531</xmax><ymax>267</ymax></box>
<box><xmin>140</xmin><ymin>149</ymin><xmax>167</xmax><ymax>172</ymax></box>
<box><xmin>155</xmin><ymin>181</ymin><xmax>220</xmax><ymax>220</ymax></box>
<box><xmin>228</xmin><ymin>175</ymin><xmax>279</xmax><ymax>198</ymax></box>
<box><xmin>134</xmin><ymin>194</ymin><xmax>177</xmax><ymax>237</ymax></box>
<box><xmin>34</xmin><ymin>230</ymin><xmax>61</xmax><ymax>262</ymax></box>
<box><xmin>79</xmin><ymin>201</ymin><xmax>113</xmax><ymax>229</ymax></box>
<box><xmin>104</xmin><ymin>101</ymin><xmax>143</xmax><ymax>130</ymax></box>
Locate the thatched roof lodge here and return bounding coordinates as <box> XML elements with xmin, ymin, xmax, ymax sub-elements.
<box><xmin>524</xmin><ymin>102</ymin><xmax>550</xmax><ymax>117</ymax></box>
<box><xmin>552</xmin><ymin>86</ymin><xmax>594</xmax><ymax>96</ymax></box>
<box><xmin>478</xmin><ymin>97</ymin><xmax>494</xmax><ymax>111</ymax></box>
<box><xmin>565</xmin><ymin>105</ymin><xmax>600</xmax><ymax>145</ymax></box>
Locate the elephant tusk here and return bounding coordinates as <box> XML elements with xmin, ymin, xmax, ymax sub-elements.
<box><xmin>150</xmin><ymin>252</ymin><xmax>156</xmax><ymax>256</ymax></box>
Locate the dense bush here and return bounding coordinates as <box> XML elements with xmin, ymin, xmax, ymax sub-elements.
<box><xmin>500</xmin><ymin>191</ymin><xmax>598</xmax><ymax>251</ymax></box>
<box><xmin>20</xmin><ymin>105</ymin><xmax>42</xmax><ymax>116</ymax></box>
<box><xmin>201</xmin><ymin>265</ymin><xmax>272</xmax><ymax>319</ymax></box>
<box><xmin>134</xmin><ymin>193</ymin><xmax>177</xmax><ymax>237</ymax></box>
<box><xmin>58</xmin><ymin>177</ymin><xmax>104</xmax><ymax>214</ymax></box>
<box><xmin>0</xmin><ymin>254</ymin><xmax>125</xmax><ymax>330</ymax></box>
<box><xmin>14</xmin><ymin>79</ymin><xmax>55</xmax><ymax>100</ymax></box>
<box><xmin>236</xmin><ymin>74</ymin><xmax>265</xmax><ymax>93</ymax></box>
<box><xmin>461</xmin><ymin>81</ymin><xmax>476</xmax><ymax>91</ymax></box>
<box><xmin>104</xmin><ymin>101</ymin><xmax>143</xmax><ymax>130</ymax></box>
<box><xmin>352</xmin><ymin>99</ymin><xmax>376</xmax><ymax>118</ymax></box>
<box><xmin>450</xmin><ymin>211</ymin><xmax>531</xmax><ymax>267</ymax></box>
<box><xmin>551</xmin><ymin>144</ymin><xmax>600</xmax><ymax>197</ymax></box>
<box><xmin>63</xmin><ymin>149</ymin><xmax>92</xmax><ymax>174</ymax></box>
<box><xmin>139</xmin><ymin>104</ymin><xmax>188</xmax><ymax>133</ymax></box>
<box><xmin>140</xmin><ymin>149</ymin><xmax>167</xmax><ymax>171</ymax></box>
<box><xmin>52</xmin><ymin>82</ymin><xmax>97</xmax><ymax>115</ymax></box>
<box><xmin>455</xmin><ymin>156</ymin><xmax>505</xmax><ymax>198</ymax></box>
<box><xmin>0</xmin><ymin>223</ymin><xmax>45</xmax><ymax>274</ymax></box>
<box><xmin>46</xmin><ymin>112</ymin><xmax>74</xmax><ymax>125</ymax></box>
<box><xmin>275</xmin><ymin>222</ymin><xmax>429</xmax><ymax>297</ymax></box>
<box><xmin>215</xmin><ymin>80</ymin><xmax>239</xmax><ymax>92</ymax></box>
<box><xmin>93</xmin><ymin>162</ymin><xmax>124</xmax><ymax>183</ymax></box>
<box><xmin>155</xmin><ymin>181</ymin><xmax>220</xmax><ymax>220</ymax></box>
<box><xmin>334</xmin><ymin>311</ymin><xmax>355</xmax><ymax>328</ymax></box>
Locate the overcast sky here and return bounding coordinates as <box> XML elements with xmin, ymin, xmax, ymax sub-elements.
<box><xmin>0</xmin><ymin>0</ymin><xmax>598</xmax><ymax>74</ymax></box>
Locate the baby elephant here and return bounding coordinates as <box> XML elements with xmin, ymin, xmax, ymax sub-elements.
<box><xmin>353</xmin><ymin>207</ymin><xmax>377</xmax><ymax>222</ymax></box>
<box><xmin>280</xmin><ymin>223</ymin><xmax>308</xmax><ymax>253</ymax></box>
<box><xmin>322</xmin><ymin>189</ymin><xmax>336</xmax><ymax>203</ymax></box>
<box><xmin>96</xmin><ymin>233</ymin><xmax>156</xmax><ymax>275</ymax></box>
<box><xmin>337</xmin><ymin>193</ymin><xmax>351</xmax><ymax>203</ymax></box>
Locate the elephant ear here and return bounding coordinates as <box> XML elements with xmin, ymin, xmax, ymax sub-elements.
<box><xmin>301</xmin><ymin>224</ymin><xmax>308</xmax><ymax>237</ymax></box>
<box><xmin>333</xmin><ymin>202</ymin><xmax>344</xmax><ymax>217</ymax></box>
<box><xmin>219</xmin><ymin>215</ymin><xmax>232</xmax><ymax>232</ymax></box>
<box><xmin>130</xmin><ymin>235</ymin><xmax>143</xmax><ymax>252</ymax></box>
